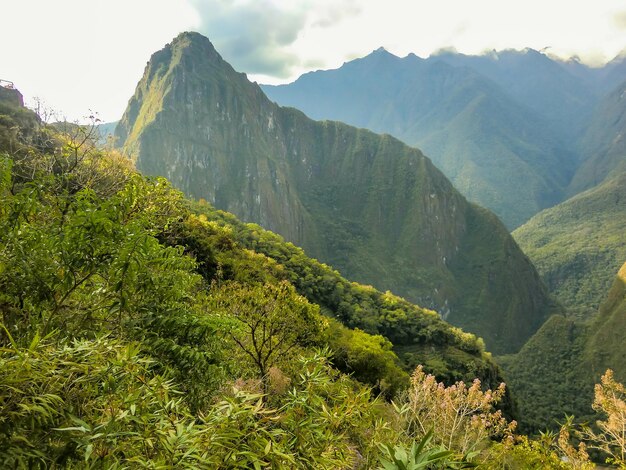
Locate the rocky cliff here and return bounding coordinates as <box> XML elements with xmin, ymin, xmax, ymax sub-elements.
<box><xmin>116</xmin><ymin>32</ymin><xmax>555</xmax><ymax>354</ymax></box>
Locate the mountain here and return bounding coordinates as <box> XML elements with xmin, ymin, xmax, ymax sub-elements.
<box><xmin>431</xmin><ymin>48</ymin><xmax>598</xmax><ymax>140</ymax></box>
<box><xmin>115</xmin><ymin>32</ymin><xmax>555</xmax><ymax>354</ymax></box>
<box><xmin>513</xmin><ymin>172</ymin><xmax>626</xmax><ymax>316</ymax></box>
<box><xmin>262</xmin><ymin>48</ymin><xmax>576</xmax><ymax>228</ymax></box>
<box><xmin>0</xmin><ymin>86</ymin><xmax>522</xmax><ymax>467</ymax></box>
<box><xmin>499</xmin><ymin>261</ymin><xmax>626</xmax><ymax>432</ymax></box>
<box><xmin>558</xmin><ymin>51</ymin><xmax>626</xmax><ymax>97</ymax></box>
<box><xmin>568</xmin><ymin>78</ymin><xmax>626</xmax><ymax>195</ymax></box>
<box><xmin>586</xmin><ymin>261</ymin><xmax>626</xmax><ymax>379</ymax></box>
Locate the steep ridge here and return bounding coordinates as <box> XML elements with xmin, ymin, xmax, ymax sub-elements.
<box><xmin>513</xmin><ymin>172</ymin><xmax>626</xmax><ymax>316</ymax></box>
<box><xmin>559</xmin><ymin>51</ymin><xmax>626</xmax><ymax>97</ymax></box>
<box><xmin>569</xmin><ymin>78</ymin><xmax>626</xmax><ymax>195</ymax></box>
<box><xmin>586</xmin><ymin>262</ymin><xmax>626</xmax><ymax>380</ymax></box>
<box><xmin>0</xmin><ymin>85</ymin><xmax>509</xmax><ymax>402</ymax></box>
<box><xmin>499</xmin><ymin>261</ymin><xmax>626</xmax><ymax>432</ymax></box>
<box><xmin>116</xmin><ymin>32</ymin><xmax>555</xmax><ymax>354</ymax></box>
<box><xmin>263</xmin><ymin>49</ymin><xmax>575</xmax><ymax>228</ymax></box>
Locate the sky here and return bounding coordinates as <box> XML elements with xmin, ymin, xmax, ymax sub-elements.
<box><xmin>1</xmin><ymin>0</ymin><xmax>625</xmax><ymax>122</ymax></box>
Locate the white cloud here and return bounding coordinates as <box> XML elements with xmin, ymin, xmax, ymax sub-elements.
<box><xmin>1</xmin><ymin>0</ymin><xmax>198</xmax><ymax>122</ymax></box>
<box><xmin>189</xmin><ymin>0</ymin><xmax>361</xmax><ymax>77</ymax></box>
<box><xmin>1</xmin><ymin>0</ymin><xmax>624</xmax><ymax>119</ymax></box>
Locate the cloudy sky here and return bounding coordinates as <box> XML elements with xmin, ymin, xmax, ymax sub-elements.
<box><xmin>2</xmin><ymin>0</ymin><xmax>625</xmax><ymax>122</ymax></box>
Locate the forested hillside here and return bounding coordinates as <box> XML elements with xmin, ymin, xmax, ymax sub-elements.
<box><xmin>500</xmin><ymin>261</ymin><xmax>626</xmax><ymax>434</ymax></box>
<box><xmin>115</xmin><ymin>32</ymin><xmax>556</xmax><ymax>354</ymax></box>
<box><xmin>0</xmin><ymin>79</ymin><xmax>514</xmax><ymax>469</ymax></box>
<box><xmin>513</xmin><ymin>172</ymin><xmax>626</xmax><ymax>316</ymax></box>
<box><xmin>2</xmin><ymin>60</ymin><xmax>626</xmax><ymax>470</ymax></box>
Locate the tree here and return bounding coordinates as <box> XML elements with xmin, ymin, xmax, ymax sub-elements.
<box><xmin>207</xmin><ymin>281</ymin><xmax>322</xmax><ymax>387</ymax></box>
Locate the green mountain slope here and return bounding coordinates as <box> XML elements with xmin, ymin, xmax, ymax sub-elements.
<box><xmin>569</xmin><ymin>79</ymin><xmax>626</xmax><ymax>195</ymax></box>
<box><xmin>115</xmin><ymin>32</ymin><xmax>555</xmax><ymax>354</ymax></box>
<box><xmin>499</xmin><ymin>261</ymin><xmax>626</xmax><ymax>432</ymax></box>
<box><xmin>586</xmin><ymin>262</ymin><xmax>626</xmax><ymax>380</ymax></box>
<box><xmin>262</xmin><ymin>49</ymin><xmax>575</xmax><ymax>228</ymax></box>
<box><xmin>513</xmin><ymin>172</ymin><xmax>626</xmax><ymax>316</ymax></box>
<box><xmin>0</xmin><ymin>86</ymin><xmax>505</xmax><ymax>396</ymax></box>
<box><xmin>0</xmin><ymin>87</ymin><xmax>519</xmax><ymax>467</ymax></box>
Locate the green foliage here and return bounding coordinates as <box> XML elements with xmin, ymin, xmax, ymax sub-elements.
<box><xmin>117</xmin><ymin>31</ymin><xmax>554</xmax><ymax>355</ymax></box>
<box><xmin>0</xmin><ymin>334</ymin><xmax>213</xmax><ymax>468</ymax></box>
<box><xmin>276</xmin><ymin>351</ymin><xmax>395</xmax><ymax>468</ymax></box>
<box><xmin>206</xmin><ymin>281</ymin><xmax>323</xmax><ymax>383</ymax></box>
<box><xmin>481</xmin><ymin>435</ymin><xmax>569</xmax><ymax>469</ymax></box>
<box><xmin>377</xmin><ymin>429</ymin><xmax>473</xmax><ymax>470</ymax></box>
<box><xmin>500</xmin><ymin>263</ymin><xmax>626</xmax><ymax>433</ymax></box>
<box><xmin>497</xmin><ymin>315</ymin><xmax>594</xmax><ymax>433</ymax></box>
<box><xmin>0</xmin><ymin>331</ymin><xmax>401</xmax><ymax>469</ymax></box>
<box><xmin>0</xmin><ymin>128</ymin><xmax>227</xmax><ymax>408</ymax></box>
<box><xmin>514</xmin><ymin>173</ymin><xmax>626</xmax><ymax>317</ymax></box>
<box><xmin>324</xmin><ymin>319</ymin><xmax>409</xmax><ymax>398</ymax></box>
<box><xmin>191</xmin><ymin>203</ymin><xmax>507</xmax><ymax>390</ymax></box>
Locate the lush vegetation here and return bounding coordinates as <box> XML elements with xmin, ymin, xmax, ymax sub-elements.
<box><xmin>189</xmin><ymin>202</ymin><xmax>503</xmax><ymax>387</ymax></box>
<box><xmin>2</xmin><ymin>87</ymin><xmax>626</xmax><ymax>468</ymax></box>
<box><xmin>513</xmin><ymin>173</ymin><xmax>626</xmax><ymax>317</ymax></box>
<box><xmin>499</xmin><ymin>261</ymin><xmax>626</xmax><ymax>435</ymax></box>
<box><xmin>116</xmin><ymin>32</ymin><xmax>555</xmax><ymax>354</ymax></box>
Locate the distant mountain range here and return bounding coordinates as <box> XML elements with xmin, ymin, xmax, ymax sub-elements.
<box><xmin>262</xmin><ymin>48</ymin><xmax>626</xmax><ymax>228</ymax></box>
<box><xmin>502</xmin><ymin>70</ymin><xmax>626</xmax><ymax>431</ymax></box>
<box><xmin>513</xmin><ymin>77</ymin><xmax>626</xmax><ymax>316</ymax></box>
<box><xmin>114</xmin><ymin>32</ymin><xmax>556</xmax><ymax>354</ymax></box>
<box><xmin>569</xmin><ymin>78</ymin><xmax>626</xmax><ymax>195</ymax></box>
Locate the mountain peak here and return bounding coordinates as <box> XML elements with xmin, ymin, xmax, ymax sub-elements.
<box><xmin>171</xmin><ymin>30</ymin><xmax>213</xmax><ymax>47</ymax></box>
<box><xmin>144</xmin><ymin>31</ymin><xmax>226</xmax><ymax>73</ymax></box>
<box><xmin>116</xmin><ymin>33</ymin><xmax>555</xmax><ymax>354</ymax></box>
<box><xmin>367</xmin><ymin>46</ymin><xmax>399</xmax><ymax>59</ymax></box>
<box><xmin>168</xmin><ymin>31</ymin><xmax>221</xmax><ymax>59</ymax></box>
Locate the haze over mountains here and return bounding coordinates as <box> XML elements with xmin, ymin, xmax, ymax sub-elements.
<box><xmin>513</xmin><ymin>74</ymin><xmax>626</xmax><ymax>312</ymax></box>
<box><xmin>263</xmin><ymin>47</ymin><xmax>626</xmax><ymax>229</ymax></box>
<box><xmin>569</xmin><ymin>77</ymin><xmax>626</xmax><ymax>195</ymax></box>
<box><xmin>114</xmin><ymin>32</ymin><xmax>556</xmax><ymax>354</ymax></box>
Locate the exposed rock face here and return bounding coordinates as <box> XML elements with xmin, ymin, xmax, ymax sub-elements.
<box><xmin>116</xmin><ymin>32</ymin><xmax>555</xmax><ymax>354</ymax></box>
<box><xmin>0</xmin><ymin>86</ymin><xmax>24</xmax><ymax>107</ymax></box>
<box><xmin>262</xmin><ymin>48</ymin><xmax>580</xmax><ymax>229</ymax></box>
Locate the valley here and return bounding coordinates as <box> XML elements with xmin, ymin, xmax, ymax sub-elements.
<box><xmin>1</xmin><ymin>14</ymin><xmax>625</xmax><ymax>467</ymax></box>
